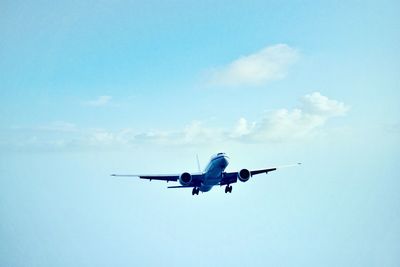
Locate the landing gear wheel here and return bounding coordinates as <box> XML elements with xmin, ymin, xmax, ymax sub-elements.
<box><xmin>192</xmin><ymin>187</ymin><xmax>200</xmax><ymax>195</ymax></box>
<box><xmin>225</xmin><ymin>185</ymin><xmax>231</xmax><ymax>193</ymax></box>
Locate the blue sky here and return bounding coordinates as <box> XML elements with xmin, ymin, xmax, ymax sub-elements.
<box><xmin>1</xmin><ymin>1</ymin><xmax>399</xmax><ymax>266</ymax></box>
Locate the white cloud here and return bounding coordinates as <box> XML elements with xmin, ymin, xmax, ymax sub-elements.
<box><xmin>235</xmin><ymin>92</ymin><xmax>349</xmax><ymax>142</ymax></box>
<box><xmin>81</xmin><ymin>92</ymin><xmax>347</xmax><ymax>146</ymax></box>
<box><xmin>182</xmin><ymin>121</ymin><xmax>225</xmax><ymax>144</ymax></box>
<box><xmin>84</xmin><ymin>95</ymin><xmax>112</xmax><ymax>107</ymax></box>
<box><xmin>3</xmin><ymin>92</ymin><xmax>348</xmax><ymax>150</ymax></box>
<box><xmin>240</xmin><ymin>109</ymin><xmax>325</xmax><ymax>142</ymax></box>
<box><xmin>209</xmin><ymin>44</ymin><xmax>299</xmax><ymax>87</ymax></box>
<box><xmin>231</xmin><ymin>118</ymin><xmax>255</xmax><ymax>138</ymax></box>
<box><xmin>301</xmin><ymin>92</ymin><xmax>348</xmax><ymax>117</ymax></box>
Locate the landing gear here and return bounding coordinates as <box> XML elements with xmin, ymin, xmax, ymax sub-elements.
<box><xmin>225</xmin><ymin>185</ymin><xmax>232</xmax><ymax>193</ymax></box>
<box><xmin>192</xmin><ymin>187</ymin><xmax>200</xmax><ymax>195</ymax></box>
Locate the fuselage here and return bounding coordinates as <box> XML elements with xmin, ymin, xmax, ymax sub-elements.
<box><xmin>199</xmin><ymin>153</ymin><xmax>229</xmax><ymax>192</ymax></box>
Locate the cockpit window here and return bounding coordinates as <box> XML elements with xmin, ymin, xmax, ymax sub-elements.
<box><xmin>217</xmin><ymin>152</ymin><xmax>225</xmax><ymax>155</ymax></box>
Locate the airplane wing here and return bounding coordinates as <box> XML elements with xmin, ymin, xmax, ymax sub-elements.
<box><xmin>220</xmin><ymin>163</ymin><xmax>300</xmax><ymax>185</ymax></box>
<box><xmin>111</xmin><ymin>173</ymin><xmax>204</xmax><ymax>185</ymax></box>
<box><xmin>250</xmin><ymin>167</ymin><xmax>278</xmax><ymax>175</ymax></box>
<box><xmin>111</xmin><ymin>173</ymin><xmax>179</xmax><ymax>182</ymax></box>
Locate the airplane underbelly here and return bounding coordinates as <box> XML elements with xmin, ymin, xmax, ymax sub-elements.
<box><xmin>200</xmin><ymin>155</ymin><xmax>228</xmax><ymax>192</ymax></box>
<box><xmin>204</xmin><ymin>172</ymin><xmax>221</xmax><ymax>184</ymax></box>
<box><xmin>199</xmin><ymin>185</ymin><xmax>213</xmax><ymax>192</ymax></box>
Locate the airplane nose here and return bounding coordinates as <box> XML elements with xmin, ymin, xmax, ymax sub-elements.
<box><xmin>222</xmin><ymin>156</ymin><xmax>229</xmax><ymax>167</ymax></box>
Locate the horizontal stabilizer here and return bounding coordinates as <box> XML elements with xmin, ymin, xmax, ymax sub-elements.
<box><xmin>167</xmin><ymin>185</ymin><xmax>194</xmax><ymax>189</ymax></box>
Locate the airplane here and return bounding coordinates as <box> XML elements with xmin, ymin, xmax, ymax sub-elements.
<box><xmin>111</xmin><ymin>152</ymin><xmax>300</xmax><ymax>195</ymax></box>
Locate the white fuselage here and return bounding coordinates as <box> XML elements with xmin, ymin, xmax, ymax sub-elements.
<box><xmin>199</xmin><ymin>153</ymin><xmax>229</xmax><ymax>192</ymax></box>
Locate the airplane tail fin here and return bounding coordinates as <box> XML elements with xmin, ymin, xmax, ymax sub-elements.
<box><xmin>196</xmin><ymin>154</ymin><xmax>201</xmax><ymax>172</ymax></box>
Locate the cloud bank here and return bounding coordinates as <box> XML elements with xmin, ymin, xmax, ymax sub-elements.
<box><xmin>208</xmin><ymin>44</ymin><xmax>299</xmax><ymax>87</ymax></box>
<box><xmin>3</xmin><ymin>92</ymin><xmax>348</xmax><ymax>151</ymax></box>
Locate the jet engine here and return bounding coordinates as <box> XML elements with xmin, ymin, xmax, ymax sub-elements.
<box><xmin>179</xmin><ymin>172</ymin><xmax>192</xmax><ymax>186</ymax></box>
<box><xmin>238</xmin><ymin>168</ymin><xmax>251</xmax><ymax>182</ymax></box>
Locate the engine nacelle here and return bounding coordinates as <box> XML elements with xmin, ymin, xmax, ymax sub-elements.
<box><xmin>179</xmin><ymin>172</ymin><xmax>192</xmax><ymax>186</ymax></box>
<box><xmin>238</xmin><ymin>169</ymin><xmax>251</xmax><ymax>182</ymax></box>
